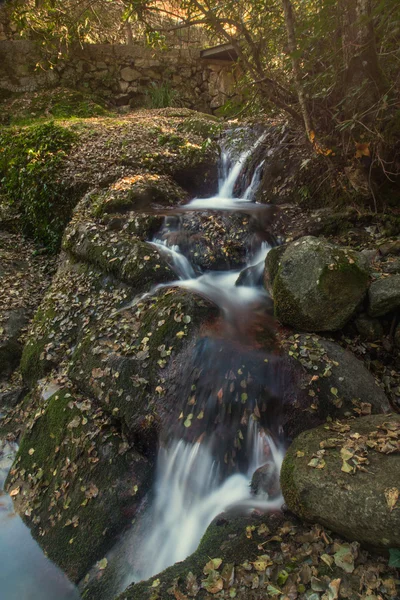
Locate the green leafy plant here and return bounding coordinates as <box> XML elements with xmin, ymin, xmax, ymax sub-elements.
<box><xmin>0</xmin><ymin>121</ymin><xmax>77</xmax><ymax>251</ymax></box>
<box><xmin>146</xmin><ymin>82</ymin><xmax>180</xmax><ymax>109</ymax></box>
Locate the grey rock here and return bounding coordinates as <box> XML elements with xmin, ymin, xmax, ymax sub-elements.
<box><xmin>267</xmin><ymin>236</ymin><xmax>369</xmax><ymax>331</ymax></box>
<box><xmin>368</xmin><ymin>274</ymin><xmax>400</xmax><ymax>317</ymax></box>
<box><xmin>281</xmin><ymin>414</ymin><xmax>400</xmax><ymax>550</ymax></box>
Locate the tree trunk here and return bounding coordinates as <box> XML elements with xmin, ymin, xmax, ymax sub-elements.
<box><xmin>340</xmin><ymin>0</ymin><xmax>385</xmax><ymax>96</ymax></box>
<box><xmin>281</xmin><ymin>0</ymin><xmax>313</xmax><ymax>139</ymax></box>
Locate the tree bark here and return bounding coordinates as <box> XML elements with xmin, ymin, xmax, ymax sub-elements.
<box><xmin>281</xmin><ymin>0</ymin><xmax>313</xmax><ymax>139</ymax></box>
<box><xmin>339</xmin><ymin>0</ymin><xmax>385</xmax><ymax>96</ymax></box>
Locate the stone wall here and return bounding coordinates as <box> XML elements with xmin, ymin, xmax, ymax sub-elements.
<box><xmin>0</xmin><ymin>40</ymin><xmax>239</xmax><ymax>112</ymax></box>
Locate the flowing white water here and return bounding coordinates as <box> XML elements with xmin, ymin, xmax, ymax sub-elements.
<box><xmin>132</xmin><ymin>426</ymin><xmax>283</xmax><ymax>582</ymax></box>
<box><xmin>118</xmin><ymin>133</ymin><xmax>284</xmax><ymax>589</ymax></box>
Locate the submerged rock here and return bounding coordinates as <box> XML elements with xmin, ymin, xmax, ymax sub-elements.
<box><xmin>368</xmin><ymin>274</ymin><xmax>400</xmax><ymax>317</ymax></box>
<box><xmin>266</xmin><ymin>236</ymin><xmax>369</xmax><ymax>331</ymax></box>
<box><xmin>281</xmin><ymin>414</ymin><xmax>400</xmax><ymax>551</ymax></box>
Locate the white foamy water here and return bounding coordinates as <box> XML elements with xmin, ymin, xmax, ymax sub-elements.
<box><xmin>150</xmin><ymin>239</ymin><xmax>196</xmax><ymax>280</ymax></box>
<box><xmin>125</xmin><ymin>422</ymin><xmax>283</xmax><ymax>585</ymax></box>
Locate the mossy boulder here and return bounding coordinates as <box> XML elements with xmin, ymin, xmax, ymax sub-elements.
<box><xmin>281</xmin><ymin>414</ymin><xmax>400</xmax><ymax>550</ymax></box>
<box><xmin>280</xmin><ymin>334</ymin><xmax>390</xmax><ymax>434</ymax></box>
<box><xmin>5</xmin><ymin>387</ymin><xmax>152</xmax><ymax>583</ymax></box>
<box><xmin>20</xmin><ymin>260</ymin><xmax>137</xmax><ymax>387</ymax></box>
<box><xmin>268</xmin><ymin>237</ymin><xmax>369</xmax><ymax>331</ymax></box>
<box><xmin>263</xmin><ymin>244</ymin><xmax>286</xmax><ymax>293</ymax></box>
<box><xmin>368</xmin><ymin>274</ymin><xmax>400</xmax><ymax>317</ymax></box>
<box><xmin>91</xmin><ymin>174</ymin><xmax>187</xmax><ymax>218</ymax></box>
<box><xmin>68</xmin><ymin>288</ymin><xmax>218</xmax><ymax>435</ymax></box>
<box><xmin>115</xmin><ymin>511</ymin><xmax>398</xmax><ymax>600</ymax></box>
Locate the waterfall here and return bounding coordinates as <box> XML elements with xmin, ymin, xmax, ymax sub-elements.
<box><xmin>115</xmin><ymin>130</ymin><xmax>284</xmax><ymax>592</ymax></box>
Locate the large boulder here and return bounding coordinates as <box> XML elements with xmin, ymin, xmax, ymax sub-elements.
<box><xmin>266</xmin><ymin>237</ymin><xmax>369</xmax><ymax>331</ymax></box>
<box><xmin>368</xmin><ymin>274</ymin><xmax>400</xmax><ymax>317</ymax></box>
<box><xmin>281</xmin><ymin>414</ymin><xmax>400</xmax><ymax>550</ymax></box>
<box><xmin>279</xmin><ymin>334</ymin><xmax>390</xmax><ymax>437</ymax></box>
<box><xmin>6</xmin><ymin>387</ymin><xmax>152</xmax><ymax>583</ymax></box>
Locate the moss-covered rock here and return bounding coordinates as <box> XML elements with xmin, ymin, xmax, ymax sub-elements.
<box><xmin>281</xmin><ymin>414</ymin><xmax>400</xmax><ymax>550</ymax></box>
<box><xmin>270</xmin><ymin>237</ymin><xmax>369</xmax><ymax>331</ymax></box>
<box><xmin>263</xmin><ymin>244</ymin><xmax>287</xmax><ymax>293</ymax></box>
<box><xmin>5</xmin><ymin>387</ymin><xmax>152</xmax><ymax>583</ymax></box>
<box><xmin>20</xmin><ymin>260</ymin><xmax>136</xmax><ymax>386</ymax></box>
<box><xmin>68</xmin><ymin>288</ymin><xmax>218</xmax><ymax>434</ymax></box>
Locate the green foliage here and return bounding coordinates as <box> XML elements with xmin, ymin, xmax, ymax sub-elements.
<box><xmin>146</xmin><ymin>82</ymin><xmax>180</xmax><ymax>109</ymax></box>
<box><xmin>0</xmin><ymin>121</ymin><xmax>77</xmax><ymax>251</ymax></box>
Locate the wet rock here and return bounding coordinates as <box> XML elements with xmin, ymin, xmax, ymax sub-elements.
<box><xmin>160</xmin><ymin>212</ymin><xmax>254</xmax><ymax>271</ymax></box>
<box><xmin>354</xmin><ymin>314</ymin><xmax>384</xmax><ymax>341</ymax></box>
<box><xmin>281</xmin><ymin>414</ymin><xmax>400</xmax><ymax>550</ymax></box>
<box><xmin>368</xmin><ymin>274</ymin><xmax>400</xmax><ymax>317</ymax></box>
<box><xmin>6</xmin><ymin>387</ymin><xmax>152</xmax><ymax>583</ymax></box>
<box><xmin>0</xmin><ymin>386</ymin><xmax>26</xmax><ymax>409</ymax></box>
<box><xmin>266</xmin><ymin>236</ymin><xmax>369</xmax><ymax>331</ymax></box>
<box><xmin>235</xmin><ymin>262</ymin><xmax>264</xmax><ymax>287</ymax></box>
<box><xmin>280</xmin><ymin>334</ymin><xmax>390</xmax><ymax>433</ymax></box>
<box><xmin>251</xmin><ymin>461</ymin><xmax>280</xmax><ymax>498</ymax></box>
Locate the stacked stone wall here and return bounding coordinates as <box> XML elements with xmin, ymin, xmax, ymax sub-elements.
<box><xmin>0</xmin><ymin>40</ymin><xmax>239</xmax><ymax>112</ymax></box>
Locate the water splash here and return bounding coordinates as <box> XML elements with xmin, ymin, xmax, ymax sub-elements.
<box><xmin>150</xmin><ymin>239</ymin><xmax>196</xmax><ymax>280</ymax></box>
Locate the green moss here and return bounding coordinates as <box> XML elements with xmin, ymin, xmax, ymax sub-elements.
<box><xmin>318</xmin><ymin>260</ymin><xmax>369</xmax><ymax>299</ymax></box>
<box><xmin>0</xmin><ymin>121</ymin><xmax>77</xmax><ymax>251</ymax></box>
<box><xmin>273</xmin><ymin>265</ymin><xmax>301</xmax><ymax>325</ymax></box>
<box><xmin>20</xmin><ymin>304</ymin><xmax>57</xmax><ymax>386</ymax></box>
<box><xmin>177</xmin><ymin>117</ymin><xmax>222</xmax><ymax>139</ymax></box>
<box><xmin>118</xmin><ymin>516</ymin><xmax>268</xmax><ymax>600</ymax></box>
<box><xmin>265</xmin><ymin>245</ymin><xmax>286</xmax><ymax>289</ymax></box>
<box><xmin>6</xmin><ymin>388</ymin><xmax>152</xmax><ymax>582</ymax></box>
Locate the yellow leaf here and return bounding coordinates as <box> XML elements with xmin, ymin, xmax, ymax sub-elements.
<box><xmin>355</xmin><ymin>142</ymin><xmax>370</xmax><ymax>158</ymax></box>
<box><xmin>385</xmin><ymin>487</ymin><xmax>399</xmax><ymax>511</ymax></box>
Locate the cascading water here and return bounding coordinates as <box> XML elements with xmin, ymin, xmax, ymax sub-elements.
<box><xmin>114</xmin><ymin>132</ymin><xmax>285</xmax><ymax>592</ymax></box>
